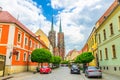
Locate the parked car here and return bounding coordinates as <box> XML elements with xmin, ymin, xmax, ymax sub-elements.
<box><xmin>61</xmin><ymin>64</ymin><xmax>68</xmax><ymax>67</ymax></box>
<box><xmin>85</xmin><ymin>66</ymin><xmax>102</xmax><ymax>78</ymax></box>
<box><xmin>40</xmin><ymin>66</ymin><xmax>52</xmax><ymax>74</ymax></box>
<box><xmin>70</xmin><ymin>65</ymin><xmax>80</xmax><ymax>74</ymax></box>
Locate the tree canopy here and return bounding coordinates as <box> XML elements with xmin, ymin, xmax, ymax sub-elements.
<box><xmin>51</xmin><ymin>56</ymin><xmax>61</xmax><ymax>64</ymax></box>
<box><xmin>61</xmin><ymin>60</ymin><xmax>69</xmax><ymax>64</ymax></box>
<box><xmin>31</xmin><ymin>48</ymin><xmax>52</xmax><ymax>63</ymax></box>
<box><xmin>75</xmin><ymin>52</ymin><xmax>94</xmax><ymax>63</ymax></box>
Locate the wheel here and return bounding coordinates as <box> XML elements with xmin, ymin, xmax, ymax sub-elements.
<box><xmin>99</xmin><ymin>76</ymin><xmax>102</xmax><ymax>78</ymax></box>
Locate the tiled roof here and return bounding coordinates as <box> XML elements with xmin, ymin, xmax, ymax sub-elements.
<box><xmin>0</xmin><ymin>11</ymin><xmax>36</xmax><ymax>37</ymax></box>
<box><xmin>0</xmin><ymin>11</ymin><xmax>48</xmax><ymax>48</ymax></box>
<box><xmin>96</xmin><ymin>0</ymin><xmax>119</xmax><ymax>26</ymax></box>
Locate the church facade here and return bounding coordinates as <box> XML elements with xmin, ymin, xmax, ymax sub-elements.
<box><xmin>48</xmin><ymin>17</ymin><xmax>65</xmax><ymax>60</ymax></box>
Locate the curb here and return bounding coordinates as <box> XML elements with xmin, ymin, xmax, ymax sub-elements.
<box><xmin>1</xmin><ymin>76</ymin><xmax>13</xmax><ymax>80</ymax></box>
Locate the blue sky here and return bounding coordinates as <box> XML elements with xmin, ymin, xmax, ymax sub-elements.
<box><xmin>0</xmin><ymin>0</ymin><xmax>114</xmax><ymax>55</ymax></box>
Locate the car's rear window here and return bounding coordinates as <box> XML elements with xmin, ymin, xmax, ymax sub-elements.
<box><xmin>88</xmin><ymin>67</ymin><xmax>98</xmax><ymax>70</ymax></box>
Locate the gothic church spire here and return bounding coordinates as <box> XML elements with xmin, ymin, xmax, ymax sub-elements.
<box><xmin>51</xmin><ymin>15</ymin><xmax>54</xmax><ymax>31</ymax></box>
<box><xmin>59</xmin><ymin>17</ymin><xmax>62</xmax><ymax>32</ymax></box>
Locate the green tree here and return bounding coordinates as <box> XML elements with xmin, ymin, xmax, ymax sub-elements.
<box><xmin>75</xmin><ymin>52</ymin><xmax>94</xmax><ymax>63</ymax></box>
<box><xmin>51</xmin><ymin>56</ymin><xmax>61</xmax><ymax>68</ymax></box>
<box><xmin>31</xmin><ymin>48</ymin><xmax>52</xmax><ymax>68</ymax></box>
<box><xmin>61</xmin><ymin>60</ymin><xmax>69</xmax><ymax>64</ymax></box>
<box><xmin>75</xmin><ymin>52</ymin><xmax>94</xmax><ymax>73</ymax></box>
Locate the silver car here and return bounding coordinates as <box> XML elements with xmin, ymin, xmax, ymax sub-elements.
<box><xmin>85</xmin><ymin>66</ymin><xmax>102</xmax><ymax>78</ymax></box>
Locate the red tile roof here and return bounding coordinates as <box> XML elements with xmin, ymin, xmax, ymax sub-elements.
<box><xmin>0</xmin><ymin>11</ymin><xmax>36</xmax><ymax>37</ymax></box>
<box><xmin>96</xmin><ymin>0</ymin><xmax>119</xmax><ymax>26</ymax></box>
<box><xmin>0</xmin><ymin>11</ymin><xmax>48</xmax><ymax>48</ymax></box>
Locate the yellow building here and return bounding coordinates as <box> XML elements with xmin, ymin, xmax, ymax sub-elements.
<box><xmin>35</xmin><ymin>29</ymin><xmax>53</xmax><ymax>54</ymax></box>
<box><xmin>66</xmin><ymin>49</ymin><xmax>80</xmax><ymax>62</ymax></box>
<box><xmin>87</xmin><ymin>27</ymin><xmax>98</xmax><ymax>66</ymax></box>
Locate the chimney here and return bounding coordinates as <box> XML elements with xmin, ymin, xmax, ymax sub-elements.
<box><xmin>0</xmin><ymin>7</ymin><xmax>2</xmax><ymax>12</ymax></box>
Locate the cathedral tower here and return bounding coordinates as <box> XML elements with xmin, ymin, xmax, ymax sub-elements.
<box><xmin>48</xmin><ymin>16</ymin><xmax>56</xmax><ymax>55</ymax></box>
<box><xmin>57</xmin><ymin>18</ymin><xmax>65</xmax><ymax>60</ymax></box>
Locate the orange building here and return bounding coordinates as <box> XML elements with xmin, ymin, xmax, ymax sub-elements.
<box><xmin>0</xmin><ymin>9</ymin><xmax>48</xmax><ymax>76</ymax></box>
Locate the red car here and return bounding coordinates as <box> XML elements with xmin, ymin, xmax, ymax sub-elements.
<box><xmin>40</xmin><ymin>66</ymin><xmax>52</xmax><ymax>74</ymax></box>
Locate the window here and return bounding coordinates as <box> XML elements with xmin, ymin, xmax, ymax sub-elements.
<box><xmin>23</xmin><ymin>53</ymin><xmax>27</xmax><ymax>61</ymax></box>
<box><xmin>30</xmin><ymin>40</ymin><xmax>32</xmax><ymax>47</ymax></box>
<box><xmin>25</xmin><ymin>37</ymin><xmax>28</xmax><ymax>45</ymax></box>
<box><xmin>110</xmin><ymin>23</ymin><xmax>114</xmax><ymax>35</ymax></box>
<box><xmin>118</xmin><ymin>16</ymin><xmax>120</xmax><ymax>30</ymax></box>
<box><xmin>17</xmin><ymin>32</ymin><xmax>21</xmax><ymax>43</ymax></box>
<box><xmin>36</xmin><ymin>44</ymin><xmax>38</xmax><ymax>48</ymax></box>
<box><xmin>112</xmin><ymin>45</ymin><xmax>116</xmax><ymax>58</ymax></box>
<box><xmin>29</xmin><ymin>54</ymin><xmax>31</xmax><ymax>61</ymax></box>
<box><xmin>107</xmin><ymin>66</ymin><xmax>109</xmax><ymax>70</ymax></box>
<box><xmin>114</xmin><ymin>67</ymin><xmax>117</xmax><ymax>71</ymax></box>
<box><xmin>16</xmin><ymin>51</ymin><xmax>20</xmax><ymax>61</ymax></box>
<box><xmin>98</xmin><ymin>34</ymin><xmax>101</xmax><ymax>43</ymax></box>
<box><xmin>103</xmin><ymin>29</ymin><xmax>106</xmax><ymax>40</ymax></box>
<box><xmin>105</xmin><ymin>48</ymin><xmax>108</xmax><ymax>59</ymax></box>
<box><xmin>100</xmin><ymin>50</ymin><xmax>102</xmax><ymax>60</ymax></box>
<box><xmin>0</xmin><ymin>28</ymin><xmax>2</xmax><ymax>41</ymax></box>
<box><xmin>104</xmin><ymin>66</ymin><xmax>105</xmax><ymax>70</ymax></box>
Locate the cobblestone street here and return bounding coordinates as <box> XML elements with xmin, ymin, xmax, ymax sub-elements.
<box><xmin>1</xmin><ymin>67</ymin><xmax>120</xmax><ymax>80</ymax></box>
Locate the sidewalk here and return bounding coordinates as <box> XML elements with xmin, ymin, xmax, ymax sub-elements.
<box><xmin>1</xmin><ymin>71</ymin><xmax>120</xmax><ymax>80</ymax></box>
<box><xmin>0</xmin><ymin>72</ymin><xmax>35</xmax><ymax>80</ymax></box>
<box><xmin>81</xmin><ymin>72</ymin><xmax>120</xmax><ymax>80</ymax></box>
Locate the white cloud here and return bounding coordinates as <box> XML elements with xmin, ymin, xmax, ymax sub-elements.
<box><xmin>90</xmin><ymin>5</ymin><xmax>102</xmax><ymax>11</ymax></box>
<box><xmin>0</xmin><ymin>0</ymin><xmax>115</xmax><ymax>54</ymax></box>
<box><xmin>0</xmin><ymin>0</ymin><xmax>51</xmax><ymax>34</ymax></box>
<box><xmin>51</xmin><ymin>0</ymin><xmax>114</xmax><ymax>54</ymax></box>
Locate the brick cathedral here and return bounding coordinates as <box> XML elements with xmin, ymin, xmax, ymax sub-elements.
<box><xmin>48</xmin><ymin>17</ymin><xmax>65</xmax><ymax>60</ymax></box>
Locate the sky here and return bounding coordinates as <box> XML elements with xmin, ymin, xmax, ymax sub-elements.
<box><xmin>0</xmin><ymin>0</ymin><xmax>114</xmax><ymax>55</ymax></box>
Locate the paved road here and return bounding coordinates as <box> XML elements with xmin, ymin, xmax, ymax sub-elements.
<box><xmin>8</xmin><ymin>67</ymin><xmax>85</xmax><ymax>80</ymax></box>
<box><xmin>2</xmin><ymin>67</ymin><xmax>120</xmax><ymax>80</ymax></box>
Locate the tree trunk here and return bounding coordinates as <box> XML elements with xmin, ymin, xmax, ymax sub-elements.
<box><xmin>41</xmin><ymin>62</ymin><xmax>43</xmax><ymax>68</ymax></box>
<box><xmin>83</xmin><ymin>63</ymin><xmax>87</xmax><ymax>73</ymax></box>
<box><xmin>36</xmin><ymin>63</ymin><xmax>40</xmax><ymax>72</ymax></box>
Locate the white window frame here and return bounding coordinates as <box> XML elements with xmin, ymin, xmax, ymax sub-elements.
<box><xmin>25</xmin><ymin>37</ymin><xmax>28</xmax><ymax>45</ymax></box>
<box><xmin>29</xmin><ymin>54</ymin><xmax>31</xmax><ymax>61</ymax></box>
<box><xmin>17</xmin><ymin>32</ymin><xmax>22</xmax><ymax>43</ymax></box>
<box><xmin>16</xmin><ymin>51</ymin><xmax>20</xmax><ymax>61</ymax></box>
<box><xmin>0</xmin><ymin>27</ymin><xmax>2</xmax><ymax>41</ymax></box>
<box><xmin>30</xmin><ymin>40</ymin><xmax>32</xmax><ymax>47</ymax></box>
<box><xmin>118</xmin><ymin>16</ymin><xmax>120</xmax><ymax>30</ymax></box>
<box><xmin>23</xmin><ymin>52</ymin><xmax>27</xmax><ymax>61</ymax></box>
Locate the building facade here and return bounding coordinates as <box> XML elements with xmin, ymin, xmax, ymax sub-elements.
<box><xmin>87</xmin><ymin>27</ymin><xmax>98</xmax><ymax>66</ymax></box>
<box><xmin>35</xmin><ymin>29</ymin><xmax>53</xmax><ymax>54</ymax></box>
<box><xmin>66</xmin><ymin>49</ymin><xmax>81</xmax><ymax>62</ymax></box>
<box><xmin>95</xmin><ymin>0</ymin><xmax>120</xmax><ymax>76</ymax></box>
<box><xmin>0</xmin><ymin>10</ymin><xmax>48</xmax><ymax>76</ymax></box>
